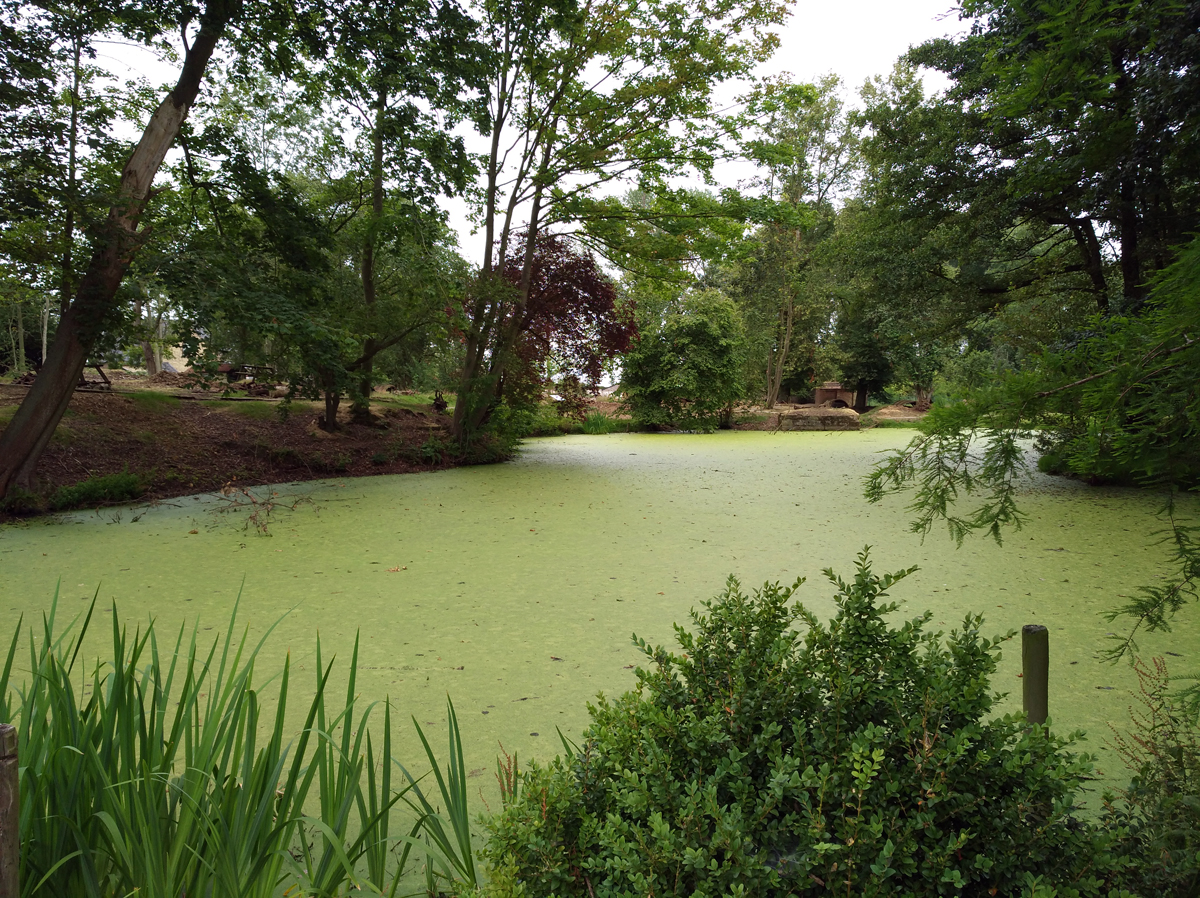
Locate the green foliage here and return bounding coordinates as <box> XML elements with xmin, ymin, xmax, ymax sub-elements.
<box><xmin>128</xmin><ymin>391</ymin><xmax>180</xmax><ymax>412</ymax></box>
<box><xmin>451</xmin><ymin>0</ymin><xmax>786</xmax><ymax>443</ymax></box>
<box><xmin>1105</xmin><ymin>656</ymin><xmax>1200</xmax><ymax>897</ymax></box>
<box><xmin>718</xmin><ymin>74</ymin><xmax>858</xmax><ymax>408</ymax></box>
<box><xmin>866</xmin><ymin>236</ymin><xmax>1200</xmax><ymax>658</ymax></box>
<box><xmin>621</xmin><ymin>288</ymin><xmax>746</xmax><ymax>430</ymax></box>
<box><xmin>48</xmin><ymin>471</ymin><xmax>143</xmax><ymax>510</ymax></box>
<box><xmin>474</xmin><ymin>402</ymin><xmax>583</xmax><ymax>456</ymax></box>
<box><xmin>582</xmin><ymin>412</ymin><xmax>622</xmax><ymax>435</ymax></box>
<box><xmin>485</xmin><ymin>550</ymin><xmax>1123</xmax><ymax>896</ymax></box>
<box><xmin>418</xmin><ymin>434</ymin><xmax>451</xmax><ymax>464</ymax></box>
<box><xmin>0</xmin><ymin>591</ymin><xmax>482</xmax><ymax>898</ymax></box>
<box><xmin>0</xmin><ymin>485</ymin><xmax>41</xmax><ymax>516</ymax></box>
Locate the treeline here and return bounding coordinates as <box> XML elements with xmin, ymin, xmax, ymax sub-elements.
<box><xmin>1</xmin><ymin>0</ymin><xmax>1198</xmax><ymax>503</ymax></box>
<box><xmin>0</xmin><ymin>0</ymin><xmax>786</xmax><ymax>497</ymax></box>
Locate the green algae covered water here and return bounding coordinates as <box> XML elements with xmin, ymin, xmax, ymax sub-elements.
<box><xmin>2</xmin><ymin>430</ymin><xmax>1196</xmax><ymax>798</ymax></box>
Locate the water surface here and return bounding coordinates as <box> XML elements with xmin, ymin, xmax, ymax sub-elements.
<box><xmin>2</xmin><ymin>431</ymin><xmax>1194</xmax><ymax>795</ymax></box>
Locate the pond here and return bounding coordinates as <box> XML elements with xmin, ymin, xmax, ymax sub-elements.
<box><xmin>2</xmin><ymin>430</ymin><xmax>1195</xmax><ymax>798</ymax></box>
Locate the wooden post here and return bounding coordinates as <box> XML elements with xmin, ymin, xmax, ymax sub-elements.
<box><xmin>0</xmin><ymin>723</ymin><xmax>17</xmax><ymax>898</ymax></box>
<box><xmin>1022</xmin><ymin>625</ymin><xmax>1049</xmax><ymax>725</ymax></box>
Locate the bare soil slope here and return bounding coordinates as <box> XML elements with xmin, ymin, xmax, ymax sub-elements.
<box><xmin>0</xmin><ymin>376</ymin><xmax>458</xmax><ymax>515</ymax></box>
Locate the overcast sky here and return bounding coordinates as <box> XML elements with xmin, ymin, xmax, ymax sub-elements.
<box><xmin>764</xmin><ymin>0</ymin><xmax>963</xmax><ymax>92</ymax></box>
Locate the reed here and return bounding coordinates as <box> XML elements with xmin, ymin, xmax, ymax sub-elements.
<box><xmin>0</xmin><ymin>587</ymin><xmax>482</xmax><ymax>897</ymax></box>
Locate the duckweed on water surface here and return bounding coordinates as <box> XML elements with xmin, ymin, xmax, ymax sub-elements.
<box><xmin>1</xmin><ymin>430</ymin><xmax>1196</xmax><ymax>800</ymax></box>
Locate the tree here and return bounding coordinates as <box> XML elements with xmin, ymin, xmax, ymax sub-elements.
<box><xmin>858</xmin><ymin>0</ymin><xmax>1200</xmax><ymax>656</ymax></box>
<box><xmin>488</xmin><ymin>233</ymin><xmax>636</xmax><ymax>411</ymax></box>
<box><xmin>729</xmin><ymin>74</ymin><xmax>860</xmax><ymax>408</ymax></box>
<box><xmin>304</xmin><ymin>0</ymin><xmax>484</xmax><ymax>424</ymax></box>
<box><xmin>620</xmin><ymin>287</ymin><xmax>746</xmax><ymax>430</ymax></box>
<box><xmin>874</xmin><ymin>0</ymin><xmax>1200</xmax><ymax>310</ymax></box>
<box><xmin>867</xmin><ymin>236</ymin><xmax>1200</xmax><ymax>656</ymax></box>
<box><xmin>450</xmin><ymin>0</ymin><xmax>786</xmax><ymax>446</ymax></box>
<box><xmin>150</xmin><ymin>103</ymin><xmax>471</xmax><ymax>431</ymax></box>
<box><xmin>0</xmin><ymin>0</ymin><xmax>281</xmax><ymax>499</ymax></box>
<box><xmin>833</xmin><ymin>299</ymin><xmax>894</xmax><ymax>412</ymax></box>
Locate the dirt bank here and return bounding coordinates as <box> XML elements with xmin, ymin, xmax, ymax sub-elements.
<box><xmin>0</xmin><ymin>377</ymin><xmax>459</xmax><ymax>516</ymax></box>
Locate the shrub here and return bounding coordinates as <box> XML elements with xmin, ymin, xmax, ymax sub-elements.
<box><xmin>620</xmin><ymin>288</ymin><xmax>746</xmax><ymax>431</ymax></box>
<box><xmin>484</xmin><ymin>551</ymin><xmax>1126</xmax><ymax>897</ymax></box>
<box><xmin>1104</xmin><ymin>656</ymin><xmax>1200</xmax><ymax>896</ymax></box>
<box><xmin>582</xmin><ymin>412</ymin><xmax>620</xmax><ymax>435</ymax></box>
<box><xmin>0</xmin><ymin>485</ymin><xmax>42</xmax><ymax>515</ymax></box>
<box><xmin>49</xmin><ymin>471</ymin><xmax>143</xmax><ymax>510</ymax></box>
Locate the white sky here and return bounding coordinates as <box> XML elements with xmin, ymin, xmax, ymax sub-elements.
<box><xmin>764</xmin><ymin>0</ymin><xmax>963</xmax><ymax>93</ymax></box>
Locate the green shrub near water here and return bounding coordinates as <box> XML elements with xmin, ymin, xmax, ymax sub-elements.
<box><xmin>582</xmin><ymin>412</ymin><xmax>622</xmax><ymax>434</ymax></box>
<box><xmin>484</xmin><ymin>551</ymin><xmax>1132</xmax><ymax>897</ymax></box>
<box><xmin>48</xmin><ymin>471</ymin><xmax>144</xmax><ymax>510</ymax></box>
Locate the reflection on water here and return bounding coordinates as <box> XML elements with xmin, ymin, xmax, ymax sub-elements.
<box><xmin>2</xmin><ymin>430</ymin><xmax>1195</xmax><ymax>797</ymax></box>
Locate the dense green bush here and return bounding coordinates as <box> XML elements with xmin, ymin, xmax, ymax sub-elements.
<box><xmin>620</xmin><ymin>289</ymin><xmax>746</xmax><ymax>431</ymax></box>
<box><xmin>484</xmin><ymin>551</ymin><xmax>1128</xmax><ymax>897</ymax></box>
<box><xmin>48</xmin><ymin>471</ymin><xmax>144</xmax><ymax>510</ymax></box>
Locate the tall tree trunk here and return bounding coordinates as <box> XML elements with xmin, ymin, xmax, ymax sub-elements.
<box><xmin>353</xmin><ymin>87</ymin><xmax>387</xmax><ymax>424</ymax></box>
<box><xmin>1119</xmin><ymin>177</ymin><xmax>1143</xmax><ymax>306</ymax></box>
<box><xmin>321</xmin><ymin>371</ymin><xmax>342</xmax><ymax>431</ymax></box>
<box><xmin>7</xmin><ymin>304</ymin><xmax>23</xmax><ymax>372</ymax></box>
<box><xmin>0</xmin><ymin>3</ymin><xmax>233</xmax><ymax>500</ymax></box>
<box><xmin>765</xmin><ymin>298</ymin><xmax>794</xmax><ymax>409</ymax></box>
<box><xmin>914</xmin><ymin>383</ymin><xmax>931</xmax><ymax>410</ymax></box>
<box><xmin>15</xmin><ymin>304</ymin><xmax>24</xmax><ymax>372</ymax></box>
<box><xmin>40</xmin><ymin>295</ymin><xmax>49</xmax><ymax>364</ymax></box>
<box><xmin>452</xmin><ymin>128</ymin><xmax>556</xmax><ymax>445</ymax></box>
<box><xmin>1065</xmin><ymin>216</ymin><xmax>1108</xmax><ymax>310</ymax></box>
<box><xmin>135</xmin><ymin>297</ymin><xmax>160</xmax><ymax>375</ymax></box>
<box><xmin>60</xmin><ymin>36</ymin><xmax>81</xmax><ymax>317</ymax></box>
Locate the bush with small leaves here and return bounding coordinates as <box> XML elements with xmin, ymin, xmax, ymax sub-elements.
<box><xmin>484</xmin><ymin>550</ymin><xmax>1130</xmax><ymax>897</ymax></box>
<box><xmin>48</xmin><ymin>471</ymin><xmax>143</xmax><ymax>510</ymax></box>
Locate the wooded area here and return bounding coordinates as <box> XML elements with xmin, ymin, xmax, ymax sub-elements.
<box><xmin>1</xmin><ymin>0</ymin><xmax>1198</xmax><ymax>511</ymax></box>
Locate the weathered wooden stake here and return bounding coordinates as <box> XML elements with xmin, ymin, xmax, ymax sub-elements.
<box><xmin>1022</xmin><ymin>624</ymin><xmax>1049</xmax><ymax>725</ymax></box>
<box><xmin>0</xmin><ymin>723</ymin><xmax>17</xmax><ymax>898</ymax></box>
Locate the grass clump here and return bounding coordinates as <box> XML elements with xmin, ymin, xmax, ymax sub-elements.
<box><xmin>2</xmin><ymin>593</ymin><xmax>483</xmax><ymax>898</ymax></box>
<box><xmin>49</xmin><ymin>471</ymin><xmax>143</xmax><ymax>510</ymax></box>
<box><xmin>128</xmin><ymin>390</ymin><xmax>180</xmax><ymax>412</ymax></box>
<box><xmin>581</xmin><ymin>412</ymin><xmax>623</xmax><ymax>434</ymax></box>
<box><xmin>215</xmin><ymin>399</ymin><xmax>279</xmax><ymax>420</ymax></box>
